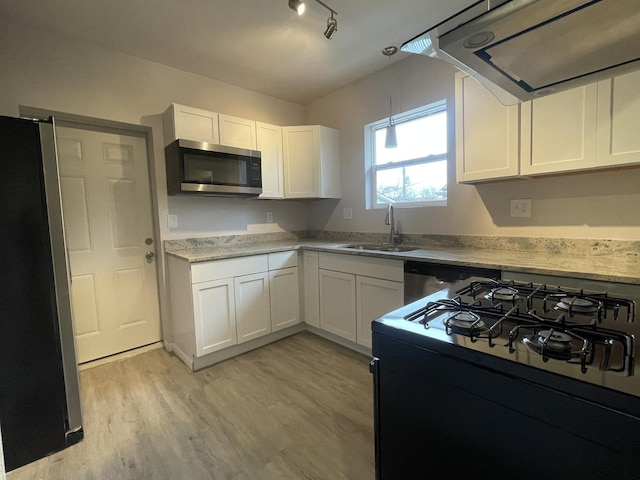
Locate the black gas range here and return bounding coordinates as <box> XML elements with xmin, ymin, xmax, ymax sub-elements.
<box><xmin>371</xmin><ymin>270</ymin><xmax>640</xmax><ymax>480</ymax></box>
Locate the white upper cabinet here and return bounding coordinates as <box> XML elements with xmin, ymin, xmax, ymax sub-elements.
<box><xmin>163</xmin><ymin>103</ymin><xmax>341</xmax><ymax>199</ymax></box>
<box><xmin>456</xmin><ymin>70</ymin><xmax>640</xmax><ymax>182</ymax></box>
<box><xmin>596</xmin><ymin>70</ymin><xmax>640</xmax><ymax>167</ymax></box>
<box><xmin>218</xmin><ymin>114</ymin><xmax>257</xmax><ymax>150</ymax></box>
<box><xmin>256</xmin><ymin>121</ymin><xmax>284</xmax><ymax>199</ymax></box>
<box><xmin>520</xmin><ymin>83</ymin><xmax>598</xmax><ymax>175</ymax></box>
<box><xmin>282</xmin><ymin>125</ymin><xmax>341</xmax><ymax>199</ymax></box>
<box><xmin>455</xmin><ymin>72</ymin><xmax>520</xmax><ymax>183</ymax></box>
<box><xmin>163</xmin><ymin>103</ymin><xmax>219</xmax><ymax>146</ymax></box>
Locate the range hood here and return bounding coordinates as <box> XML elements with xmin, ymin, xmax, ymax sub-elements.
<box><xmin>402</xmin><ymin>0</ymin><xmax>640</xmax><ymax>105</ymax></box>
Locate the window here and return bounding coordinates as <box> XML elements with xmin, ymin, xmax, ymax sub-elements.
<box><xmin>365</xmin><ymin>100</ymin><xmax>447</xmax><ymax>208</ymax></box>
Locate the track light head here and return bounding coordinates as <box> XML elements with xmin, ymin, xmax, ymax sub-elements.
<box><xmin>324</xmin><ymin>14</ymin><xmax>337</xmax><ymax>39</ymax></box>
<box><xmin>288</xmin><ymin>0</ymin><xmax>305</xmax><ymax>15</ymax></box>
<box><xmin>288</xmin><ymin>0</ymin><xmax>338</xmax><ymax>38</ymax></box>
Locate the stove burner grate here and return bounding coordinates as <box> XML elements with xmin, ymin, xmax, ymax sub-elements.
<box><xmin>485</xmin><ymin>286</ymin><xmax>520</xmax><ymax>303</ymax></box>
<box><xmin>461</xmin><ymin>280</ymin><xmax>636</xmax><ymax>323</ymax></box>
<box><xmin>444</xmin><ymin>311</ymin><xmax>491</xmax><ymax>337</ymax></box>
<box><xmin>522</xmin><ymin>329</ymin><xmax>590</xmax><ymax>364</ymax></box>
<box><xmin>403</xmin><ymin>287</ymin><xmax>635</xmax><ymax>376</ymax></box>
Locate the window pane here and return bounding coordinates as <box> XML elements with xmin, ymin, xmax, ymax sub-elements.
<box><xmin>375</xmin><ymin>160</ymin><xmax>447</xmax><ymax>204</ymax></box>
<box><xmin>366</xmin><ymin>100</ymin><xmax>448</xmax><ymax>208</ymax></box>
<box><xmin>374</xmin><ymin>111</ymin><xmax>447</xmax><ymax>166</ymax></box>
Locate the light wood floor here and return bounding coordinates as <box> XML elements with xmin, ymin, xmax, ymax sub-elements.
<box><xmin>8</xmin><ymin>332</ymin><xmax>375</xmax><ymax>480</ymax></box>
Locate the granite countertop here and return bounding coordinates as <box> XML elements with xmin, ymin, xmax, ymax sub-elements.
<box><xmin>164</xmin><ymin>234</ymin><xmax>640</xmax><ymax>285</ymax></box>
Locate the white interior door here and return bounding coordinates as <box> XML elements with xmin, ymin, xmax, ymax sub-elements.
<box><xmin>55</xmin><ymin>124</ymin><xmax>161</xmax><ymax>363</ymax></box>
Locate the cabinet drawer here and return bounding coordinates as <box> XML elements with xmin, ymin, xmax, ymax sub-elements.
<box><xmin>318</xmin><ymin>252</ymin><xmax>403</xmax><ymax>282</ymax></box>
<box><xmin>191</xmin><ymin>255</ymin><xmax>268</xmax><ymax>283</ymax></box>
<box><xmin>268</xmin><ymin>250</ymin><xmax>297</xmax><ymax>270</ymax></box>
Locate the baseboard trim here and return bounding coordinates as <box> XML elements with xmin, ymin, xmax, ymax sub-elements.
<box><xmin>305</xmin><ymin>326</ymin><xmax>372</xmax><ymax>357</ymax></box>
<box><xmin>191</xmin><ymin>323</ymin><xmax>306</xmax><ymax>371</ymax></box>
<box><xmin>78</xmin><ymin>342</ymin><xmax>164</xmax><ymax>371</ymax></box>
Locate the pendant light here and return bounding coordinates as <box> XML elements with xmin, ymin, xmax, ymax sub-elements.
<box><xmin>382</xmin><ymin>46</ymin><xmax>398</xmax><ymax>149</ymax></box>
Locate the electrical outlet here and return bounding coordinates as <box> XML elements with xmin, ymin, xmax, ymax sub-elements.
<box><xmin>510</xmin><ymin>199</ymin><xmax>532</xmax><ymax>218</ymax></box>
<box><xmin>266</xmin><ymin>212</ymin><xmax>273</xmax><ymax>223</ymax></box>
<box><xmin>168</xmin><ymin>214</ymin><xmax>178</xmax><ymax>228</ymax></box>
<box><xmin>343</xmin><ymin>207</ymin><xmax>352</xmax><ymax>220</ymax></box>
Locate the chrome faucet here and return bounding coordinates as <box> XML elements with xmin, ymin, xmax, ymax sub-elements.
<box><xmin>384</xmin><ymin>204</ymin><xmax>399</xmax><ymax>244</ymax></box>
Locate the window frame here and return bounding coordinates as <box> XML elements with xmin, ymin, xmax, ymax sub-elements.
<box><xmin>364</xmin><ymin>99</ymin><xmax>448</xmax><ymax>209</ymax></box>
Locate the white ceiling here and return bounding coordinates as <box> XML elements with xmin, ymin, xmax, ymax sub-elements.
<box><xmin>1</xmin><ymin>0</ymin><xmax>473</xmax><ymax>104</ymax></box>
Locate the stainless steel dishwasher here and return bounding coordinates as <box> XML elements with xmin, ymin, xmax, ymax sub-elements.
<box><xmin>404</xmin><ymin>261</ymin><xmax>501</xmax><ymax>304</ymax></box>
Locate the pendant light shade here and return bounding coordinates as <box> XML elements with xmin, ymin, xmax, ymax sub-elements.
<box><xmin>385</xmin><ymin>124</ymin><xmax>397</xmax><ymax>149</ymax></box>
<box><xmin>382</xmin><ymin>46</ymin><xmax>398</xmax><ymax>149</ymax></box>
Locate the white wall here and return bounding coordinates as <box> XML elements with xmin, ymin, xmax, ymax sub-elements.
<box><xmin>0</xmin><ymin>21</ymin><xmax>310</xmax><ymax>240</ymax></box>
<box><xmin>307</xmin><ymin>55</ymin><xmax>640</xmax><ymax>241</ymax></box>
<box><xmin>2</xmin><ymin>20</ymin><xmax>638</xmax><ymax>244</ymax></box>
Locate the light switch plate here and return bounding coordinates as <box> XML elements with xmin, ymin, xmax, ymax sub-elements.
<box><xmin>168</xmin><ymin>214</ymin><xmax>178</xmax><ymax>228</ymax></box>
<box><xmin>343</xmin><ymin>207</ymin><xmax>352</xmax><ymax>220</ymax></box>
<box><xmin>510</xmin><ymin>199</ymin><xmax>532</xmax><ymax>218</ymax></box>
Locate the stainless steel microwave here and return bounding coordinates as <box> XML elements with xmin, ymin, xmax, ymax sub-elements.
<box><xmin>165</xmin><ymin>139</ymin><xmax>262</xmax><ymax>196</ymax></box>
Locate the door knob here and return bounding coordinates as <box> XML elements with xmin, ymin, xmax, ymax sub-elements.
<box><xmin>145</xmin><ymin>251</ymin><xmax>155</xmax><ymax>261</ymax></box>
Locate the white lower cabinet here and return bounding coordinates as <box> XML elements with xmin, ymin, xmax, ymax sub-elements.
<box><xmin>167</xmin><ymin>251</ymin><xmax>300</xmax><ymax>369</ymax></box>
<box><xmin>319</xmin><ymin>269</ymin><xmax>357</xmax><ymax>341</ymax></box>
<box><xmin>270</xmin><ymin>267</ymin><xmax>300</xmax><ymax>332</ymax></box>
<box><xmin>234</xmin><ymin>272</ymin><xmax>270</xmax><ymax>344</ymax></box>
<box><xmin>318</xmin><ymin>253</ymin><xmax>404</xmax><ymax>348</ymax></box>
<box><xmin>356</xmin><ymin>276</ymin><xmax>404</xmax><ymax>349</ymax></box>
<box><xmin>302</xmin><ymin>251</ymin><xmax>320</xmax><ymax>328</ymax></box>
<box><xmin>192</xmin><ymin>278</ymin><xmax>237</xmax><ymax>356</ymax></box>
<box><xmin>168</xmin><ymin>249</ymin><xmax>403</xmax><ymax>366</ymax></box>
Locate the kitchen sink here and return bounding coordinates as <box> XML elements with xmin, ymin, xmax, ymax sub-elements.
<box><xmin>340</xmin><ymin>243</ymin><xmax>420</xmax><ymax>252</ymax></box>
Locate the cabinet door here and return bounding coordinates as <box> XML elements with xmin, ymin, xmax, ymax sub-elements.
<box><xmin>219</xmin><ymin>114</ymin><xmax>257</xmax><ymax>150</ymax></box>
<box><xmin>596</xmin><ymin>70</ymin><xmax>640</xmax><ymax>167</ymax></box>
<box><xmin>319</xmin><ymin>269</ymin><xmax>356</xmax><ymax>341</ymax></box>
<box><xmin>282</xmin><ymin>125</ymin><xmax>319</xmax><ymax>198</ymax></box>
<box><xmin>356</xmin><ymin>276</ymin><xmax>404</xmax><ymax>349</ymax></box>
<box><xmin>520</xmin><ymin>84</ymin><xmax>597</xmax><ymax>175</ymax></box>
<box><xmin>303</xmin><ymin>251</ymin><xmax>320</xmax><ymax>328</ymax></box>
<box><xmin>234</xmin><ymin>272</ymin><xmax>271</xmax><ymax>344</ymax></box>
<box><xmin>455</xmin><ymin>72</ymin><xmax>520</xmax><ymax>183</ymax></box>
<box><xmin>317</xmin><ymin>126</ymin><xmax>341</xmax><ymax>198</ymax></box>
<box><xmin>192</xmin><ymin>278</ymin><xmax>236</xmax><ymax>356</ymax></box>
<box><xmin>269</xmin><ymin>267</ymin><xmax>300</xmax><ymax>332</ymax></box>
<box><xmin>256</xmin><ymin>122</ymin><xmax>284</xmax><ymax>199</ymax></box>
<box><xmin>164</xmin><ymin>103</ymin><xmax>219</xmax><ymax>145</ymax></box>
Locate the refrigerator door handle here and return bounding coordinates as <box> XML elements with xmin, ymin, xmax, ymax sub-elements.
<box><xmin>370</xmin><ymin>357</ymin><xmax>382</xmax><ymax>480</ymax></box>
<box><xmin>40</xmin><ymin>120</ymin><xmax>83</xmax><ymax>433</ymax></box>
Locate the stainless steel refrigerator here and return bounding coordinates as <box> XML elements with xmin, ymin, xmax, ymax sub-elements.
<box><xmin>0</xmin><ymin>115</ymin><xmax>83</xmax><ymax>472</ymax></box>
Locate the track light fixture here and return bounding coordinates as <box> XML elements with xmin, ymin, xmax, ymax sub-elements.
<box><xmin>324</xmin><ymin>12</ymin><xmax>337</xmax><ymax>39</ymax></box>
<box><xmin>288</xmin><ymin>0</ymin><xmax>338</xmax><ymax>40</ymax></box>
<box><xmin>288</xmin><ymin>0</ymin><xmax>305</xmax><ymax>15</ymax></box>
